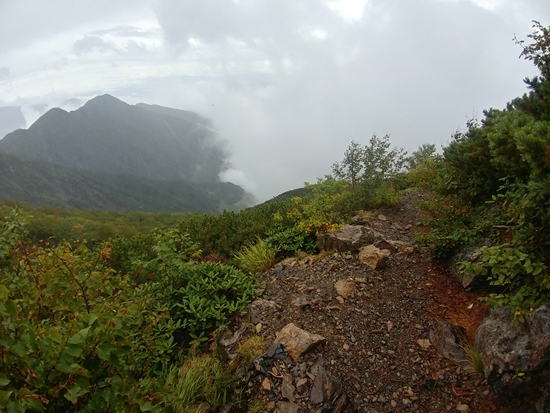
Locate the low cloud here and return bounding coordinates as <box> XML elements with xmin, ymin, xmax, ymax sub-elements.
<box><xmin>0</xmin><ymin>67</ymin><xmax>9</xmax><ymax>80</ymax></box>
<box><xmin>2</xmin><ymin>0</ymin><xmax>550</xmax><ymax>202</ymax></box>
<box><xmin>73</xmin><ymin>35</ymin><xmax>118</xmax><ymax>55</ymax></box>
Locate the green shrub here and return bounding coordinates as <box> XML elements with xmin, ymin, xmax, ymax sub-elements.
<box><xmin>264</xmin><ymin>224</ymin><xmax>317</xmax><ymax>256</ymax></box>
<box><xmin>287</xmin><ymin>178</ymin><xmax>353</xmax><ymax>235</ymax></box>
<box><xmin>416</xmin><ymin>195</ymin><xmax>494</xmax><ymax>259</ymax></box>
<box><xmin>460</xmin><ymin>243</ymin><xmax>548</xmax><ymax>321</ymax></box>
<box><xmin>142</xmin><ymin>262</ymin><xmax>257</xmax><ymax>346</ymax></box>
<box><xmin>0</xmin><ymin>211</ymin><xmax>177</xmax><ymax>412</ymax></box>
<box><xmin>179</xmin><ymin>199</ymin><xmax>295</xmax><ymax>258</ymax></box>
<box><xmin>417</xmin><ymin>22</ymin><xmax>550</xmax><ymax>318</ymax></box>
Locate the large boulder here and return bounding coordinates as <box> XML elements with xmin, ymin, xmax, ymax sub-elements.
<box><xmin>317</xmin><ymin>225</ymin><xmax>381</xmax><ymax>253</ymax></box>
<box><xmin>475</xmin><ymin>306</ymin><xmax>550</xmax><ymax>400</ymax></box>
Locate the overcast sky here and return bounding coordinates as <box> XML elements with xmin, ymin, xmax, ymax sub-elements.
<box><xmin>1</xmin><ymin>1</ymin><xmax>549</xmax><ymax>203</ymax></box>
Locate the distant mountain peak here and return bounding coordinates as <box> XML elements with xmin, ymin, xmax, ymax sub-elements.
<box><xmin>0</xmin><ymin>95</ymin><xmax>251</xmax><ymax>213</ymax></box>
<box><xmin>82</xmin><ymin>94</ymin><xmax>130</xmax><ymax>110</ymax></box>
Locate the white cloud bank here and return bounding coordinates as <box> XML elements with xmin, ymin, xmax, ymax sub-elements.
<box><xmin>0</xmin><ymin>0</ymin><xmax>549</xmax><ymax>202</ymax></box>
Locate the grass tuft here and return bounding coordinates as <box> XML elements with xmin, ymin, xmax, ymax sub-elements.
<box><xmin>233</xmin><ymin>238</ymin><xmax>278</xmax><ymax>275</ymax></box>
<box><xmin>164</xmin><ymin>355</ymin><xmax>236</xmax><ymax>413</ymax></box>
<box><xmin>237</xmin><ymin>335</ymin><xmax>266</xmax><ymax>363</ymax></box>
<box><xmin>462</xmin><ymin>344</ymin><xmax>485</xmax><ymax>379</ymax></box>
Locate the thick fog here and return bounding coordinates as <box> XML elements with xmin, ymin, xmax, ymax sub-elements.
<box><xmin>1</xmin><ymin>0</ymin><xmax>549</xmax><ymax>202</ymax></box>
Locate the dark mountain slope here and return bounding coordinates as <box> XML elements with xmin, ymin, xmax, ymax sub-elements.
<box><xmin>0</xmin><ymin>95</ymin><xmax>227</xmax><ymax>184</ymax></box>
<box><xmin>0</xmin><ymin>95</ymin><xmax>251</xmax><ymax>212</ymax></box>
<box><xmin>0</xmin><ymin>153</ymin><xmax>244</xmax><ymax>213</ymax></box>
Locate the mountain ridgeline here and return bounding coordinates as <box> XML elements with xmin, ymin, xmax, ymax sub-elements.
<box><xmin>0</xmin><ymin>95</ymin><xmax>251</xmax><ymax>213</ymax></box>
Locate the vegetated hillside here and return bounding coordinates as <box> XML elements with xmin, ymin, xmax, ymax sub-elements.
<box><xmin>0</xmin><ymin>152</ymin><xmax>245</xmax><ymax>213</ymax></box>
<box><xmin>0</xmin><ymin>95</ymin><xmax>225</xmax><ymax>183</ymax></box>
<box><xmin>0</xmin><ymin>95</ymin><xmax>252</xmax><ymax>212</ymax></box>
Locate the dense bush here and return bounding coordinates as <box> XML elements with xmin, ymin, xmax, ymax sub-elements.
<box><xmin>287</xmin><ymin>178</ymin><xmax>354</xmax><ymax>235</ymax></box>
<box><xmin>141</xmin><ymin>262</ymin><xmax>257</xmax><ymax>346</ymax></box>
<box><xmin>418</xmin><ymin>21</ymin><xmax>550</xmax><ymax>317</ymax></box>
<box><xmin>0</xmin><ymin>210</ymin><xmax>259</xmax><ymax>411</ymax></box>
<box><xmin>178</xmin><ymin>199</ymin><xmax>297</xmax><ymax>259</ymax></box>
<box><xmin>0</xmin><ymin>211</ymin><xmax>177</xmax><ymax>411</ymax></box>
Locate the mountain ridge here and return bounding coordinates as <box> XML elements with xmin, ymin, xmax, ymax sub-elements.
<box><xmin>0</xmin><ymin>95</ymin><xmax>251</xmax><ymax>213</ymax></box>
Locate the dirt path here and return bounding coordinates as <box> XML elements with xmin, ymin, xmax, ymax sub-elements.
<box><xmin>247</xmin><ymin>191</ymin><xmax>527</xmax><ymax>413</ymax></box>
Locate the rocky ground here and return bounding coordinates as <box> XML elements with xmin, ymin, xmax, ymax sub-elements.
<box><xmin>242</xmin><ymin>191</ymin><xmax>538</xmax><ymax>413</ymax></box>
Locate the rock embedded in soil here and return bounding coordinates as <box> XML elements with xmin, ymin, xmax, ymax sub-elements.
<box><xmin>429</xmin><ymin>320</ymin><xmax>469</xmax><ymax>365</ymax></box>
<box><xmin>475</xmin><ymin>305</ymin><xmax>550</xmax><ymax>398</ymax></box>
<box><xmin>310</xmin><ymin>363</ymin><xmax>346</xmax><ymax>410</ymax></box>
<box><xmin>358</xmin><ymin>245</ymin><xmax>390</xmax><ymax>270</ymax></box>
<box><xmin>274</xmin><ymin>323</ymin><xmax>326</xmax><ymax>362</ymax></box>
<box><xmin>317</xmin><ymin>224</ymin><xmax>380</xmax><ymax>253</ymax></box>
<box><xmin>276</xmin><ymin>401</ymin><xmax>302</xmax><ymax>413</ymax></box>
<box><xmin>334</xmin><ymin>279</ymin><xmax>356</xmax><ymax>298</ymax></box>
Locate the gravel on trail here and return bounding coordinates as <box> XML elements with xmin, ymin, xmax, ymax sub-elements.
<box><xmin>245</xmin><ymin>191</ymin><xmax>534</xmax><ymax>413</ymax></box>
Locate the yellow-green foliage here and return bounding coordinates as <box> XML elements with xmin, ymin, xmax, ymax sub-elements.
<box><xmin>233</xmin><ymin>238</ymin><xmax>278</xmax><ymax>275</ymax></box>
<box><xmin>0</xmin><ymin>210</ymin><xmax>178</xmax><ymax>411</ymax></box>
<box><xmin>246</xmin><ymin>399</ymin><xmax>267</xmax><ymax>413</ymax></box>
<box><xmin>236</xmin><ymin>335</ymin><xmax>266</xmax><ymax>363</ymax></box>
<box><xmin>367</xmin><ymin>183</ymin><xmax>403</xmax><ymax>209</ymax></box>
<box><xmin>288</xmin><ymin>178</ymin><xmax>352</xmax><ymax>235</ymax></box>
<box><xmin>0</xmin><ymin>200</ymin><xmax>198</xmax><ymax>245</ymax></box>
<box><xmin>407</xmin><ymin>155</ymin><xmax>443</xmax><ymax>189</ymax></box>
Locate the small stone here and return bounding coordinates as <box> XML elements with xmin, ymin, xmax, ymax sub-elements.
<box><xmin>335</xmin><ymin>279</ymin><xmax>356</xmax><ymax>298</ymax></box>
<box><xmin>291</xmin><ymin>296</ymin><xmax>311</xmax><ymax>308</ymax></box>
<box><xmin>378</xmin><ymin>214</ymin><xmax>387</xmax><ymax>221</ymax></box>
<box><xmin>391</xmin><ymin>400</ymin><xmax>397</xmax><ymax>408</ymax></box>
<box><xmin>295</xmin><ymin>378</ymin><xmax>308</xmax><ymax>392</ymax></box>
<box><xmin>261</xmin><ymin>377</ymin><xmax>271</xmax><ymax>391</ymax></box>
<box><xmin>281</xmin><ymin>374</ymin><xmax>295</xmax><ymax>402</ymax></box>
<box><xmin>276</xmin><ymin>401</ymin><xmax>301</xmax><ymax>413</ymax></box>
<box><xmin>456</xmin><ymin>403</ymin><xmax>469</xmax><ymax>411</ymax></box>
<box><xmin>336</xmin><ymin>296</ymin><xmax>345</xmax><ymax>304</ymax></box>
<box><xmin>255</xmin><ymin>323</ymin><xmax>262</xmax><ymax>333</ymax></box>
<box><xmin>343</xmin><ymin>343</ymin><xmax>350</xmax><ymax>351</ymax></box>
<box><xmin>417</xmin><ymin>339</ymin><xmax>431</xmax><ymax>349</ymax></box>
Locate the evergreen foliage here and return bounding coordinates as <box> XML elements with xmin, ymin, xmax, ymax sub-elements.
<box><xmin>419</xmin><ymin>21</ymin><xmax>550</xmax><ymax>317</ymax></box>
